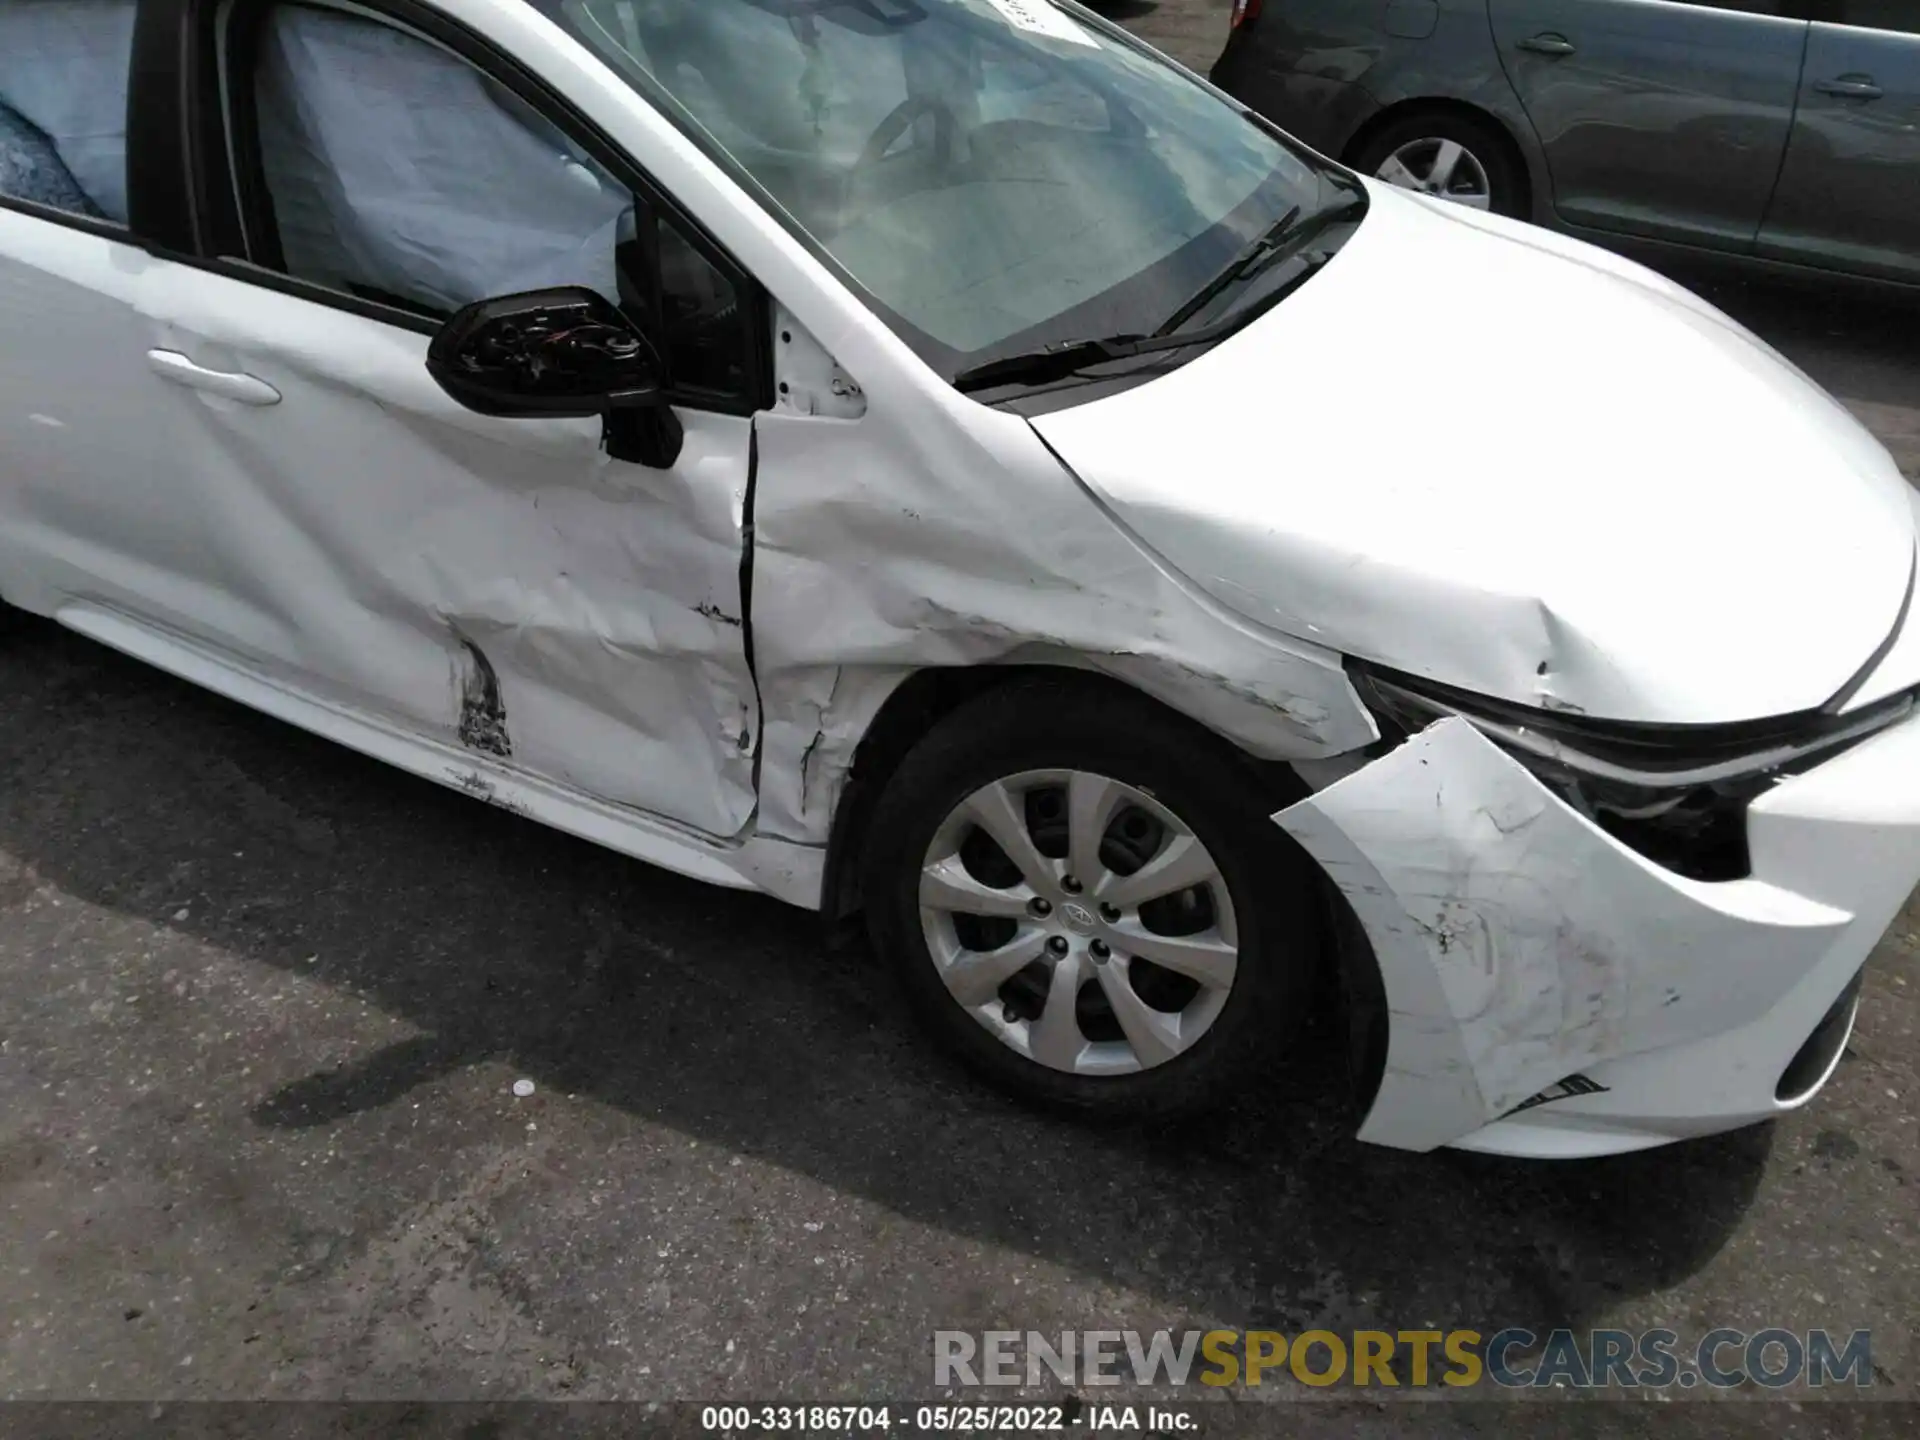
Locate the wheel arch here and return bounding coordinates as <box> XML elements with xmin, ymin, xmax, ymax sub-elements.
<box><xmin>819</xmin><ymin>662</ymin><xmax>1312</xmax><ymax>924</ymax></box>
<box><xmin>820</xmin><ymin>659</ymin><xmax>1390</xmax><ymax>1126</ymax></box>
<box><xmin>1342</xmin><ymin>96</ymin><xmax>1541</xmax><ymax>221</ymax></box>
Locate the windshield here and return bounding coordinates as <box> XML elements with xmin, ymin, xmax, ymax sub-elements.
<box><xmin>534</xmin><ymin>0</ymin><xmax>1353</xmax><ymax>383</ymax></box>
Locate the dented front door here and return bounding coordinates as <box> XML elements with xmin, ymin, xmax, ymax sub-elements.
<box><xmin>128</xmin><ymin>259</ymin><xmax>760</xmax><ymax>840</ymax></box>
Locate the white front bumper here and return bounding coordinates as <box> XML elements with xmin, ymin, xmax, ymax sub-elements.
<box><xmin>1276</xmin><ymin>714</ymin><xmax>1920</xmax><ymax>1158</ymax></box>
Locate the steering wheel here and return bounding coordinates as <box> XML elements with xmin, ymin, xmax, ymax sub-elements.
<box><xmin>853</xmin><ymin>95</ymin><xmax>959</xmax><ymax>174</ymax></box>
<box><xmin>849</xmin><ymin>66</ymin><xmax>1146</xmax><ymax>184</ymax></box>
<box><xmin>831</xmin><ymin>31</ymin><xmax>1150</xmax><ymax>237</ymax></box>
<box><xmin>820</xmin><ymin>94</ymin><xmax>959</xmax><ymax>237</ymax></box>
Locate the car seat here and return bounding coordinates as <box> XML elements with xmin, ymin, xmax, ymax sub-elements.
<box><xmin>0</xmin><ymin>0</ymin><xmax>137</xmax><ymax>222</ymax></box>
<box><xmin>0</xmin><ymin>100</ymin><xmax>102</xmax><ymax>218</ymax></box>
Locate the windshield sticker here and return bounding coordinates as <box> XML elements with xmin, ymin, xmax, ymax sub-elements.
<box><xmin>983</xmin><ymin>0</ymin><xmax>1099</xmax><ymax>48</ymax></box>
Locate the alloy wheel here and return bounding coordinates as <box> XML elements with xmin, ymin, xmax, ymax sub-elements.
<box><xmin>1374</xmin><ymin>137</ymin><xmax>1493</xmax><ymax>210</ymax></box>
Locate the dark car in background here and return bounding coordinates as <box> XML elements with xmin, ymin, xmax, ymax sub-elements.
<box><xmin>1211</xmin><ymin>0</ymin><xmax>1920</xmax><ymax>287</ymax></box>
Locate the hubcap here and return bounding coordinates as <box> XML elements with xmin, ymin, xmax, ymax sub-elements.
<box><xmin>1375</xmin><ymin>137</ymin><xmax>1493</xmax><ymax>210</ymax></box>
<box><xmin>918</xmin><ymin>769</ymin><xmax>1240</xmax><ymax>1077</ymax></box>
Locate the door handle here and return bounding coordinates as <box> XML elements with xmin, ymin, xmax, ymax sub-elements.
<box><xmin>1814</xmin><ymin>76</ymin><xmax>1883</xmax><ymax>99</ymax></box>
<box><xmin>1517</xmin><ymin>33</ymin><xmax>1577</xmax><ymax>56</ymax></box>
<box><xmin>147</xmin><ymin>349</ymin><xmax>282</xmax><ymax>406</ymax></box>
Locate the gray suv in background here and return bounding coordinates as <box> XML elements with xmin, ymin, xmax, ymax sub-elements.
<box><xmin>1210</xmin><ymin>0</ymin><xmax>1920</xmax><ymax>286</ymax></box>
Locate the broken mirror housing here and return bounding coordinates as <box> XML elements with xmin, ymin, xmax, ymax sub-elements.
<box><xmin>1347</xmin><ymin>661</ymin><xmax>1917</xmax><ymax>882</ymax></box>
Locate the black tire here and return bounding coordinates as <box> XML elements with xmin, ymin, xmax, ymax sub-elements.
<box><xmin>862</xmin><ymin>674</ymin><xmax>1322</xmax><ymax>1123</ymax></box>
<box><xmin>1350</xmin><ymin>109</ymin><xmax>1529</xmax><ymax>220</ymax></box>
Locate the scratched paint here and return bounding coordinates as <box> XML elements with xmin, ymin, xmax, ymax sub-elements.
<box><xmin>1276</xmin><ymin>718</ymin><xmax>1857</xmax><ymax>1151</ymax></box>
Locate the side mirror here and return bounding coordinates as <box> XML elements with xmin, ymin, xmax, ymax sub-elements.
<box><xmin>426</xmin><ymin>287</ymin><xmax>683</xmax><ymax>468</ymax></box>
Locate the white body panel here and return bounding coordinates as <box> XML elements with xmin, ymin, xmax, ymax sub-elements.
<box><xmin>0</xmin><ymin>218</ymin><xmax>761</xmax><ymax>841</ymax></box>
<box><xmin>747</xmin><ymin>388</ymin><xmax>1379</xmax><ymax>847</ymax></box>
<box><xmin>2</xmin><ymin>0</ymin><xmax>1916</xmax><ymax>1159</ymax></box>
<box><xmin>1031</xmin><ymin>184</ymin><xmax>1916</xmax><ymax>724</ymax></box>
<box><xmin>1277</xmin><ymin>716</ymin><xmax>1920</xmax><ymax>1155</ymax></box>
<box><xmin>58</xmin><ymin>599</ymin><xmax>822</xmax><ymax>903</ymax></box>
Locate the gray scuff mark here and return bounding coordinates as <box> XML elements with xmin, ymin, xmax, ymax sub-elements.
<box><xmin>784</xmin><ymin>665</ymin><xmax>852</xmax><ymax>825</ymax></box>
<box><xmin>448</xmin><ymin>767</ymin><xmax>531</xmax><ymax>817</ymax></box>
<box><xmin>1277</xmin><ymin>717</ymin><xmax>1852</xmax><ymax>1149</ymax></box>
<box><xmin>1475</xmin><ymin>801</ymin><xmax>1547</xmax><ymax>837</ymax></box>
<box><xmin>797</xmin><ymin>729</ymin><xmax>826</xmax><ymax>816</ymax></box>
<box><xmin>750</xmin><ymin>664</ymin><xmax>906</xmax><ymax>844</ymax></box>
<box><xmin>452</xmin><ymin>768</ymin><xmax>492</xmax><ymax>798</ymax></box>
<box><xmin>454</xmin><ymin>636</ymin><xmax>512</xmax><ymax>759</ymax></box>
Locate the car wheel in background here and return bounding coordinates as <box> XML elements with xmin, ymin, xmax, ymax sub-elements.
<box><xmin>862</xmin><ymin>676</ymin><xmax>1321</xmax><ymax>1122</ymax></box>
<box><xmin>1351</xmin><ymin>110</ymin><xmax>1528</xmax><ymax>219</ymax></box>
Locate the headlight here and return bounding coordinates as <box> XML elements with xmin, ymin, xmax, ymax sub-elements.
<box><xmin>1348</xmin><ymin>662</ymin><xmax>1915</xmax><ymax>882</ymax></box>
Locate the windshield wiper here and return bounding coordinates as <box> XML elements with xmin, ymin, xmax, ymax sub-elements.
<box><xmin>951</xmin><ymin>313</ymin><xmax>1253</xmax><ymax>394</ymax></box>
<box><xmin>1154</xmin><ymin>187</ymin><xmax>1369</xmax><ymax>338</ymax></box>
<box><xmin>951</xmin><ymin>240</ymin><xmax>1346</xmax><ymax>395</ymax></box>
<box><xmin>950</xmin><ymin>187</ymin><xmax>1369</xmax><ymax>396</ymax></box>
<box><xmin>1152</xmin><ymin>203</ymin><xmax>1301</xmax><ymax>339</ymax></box>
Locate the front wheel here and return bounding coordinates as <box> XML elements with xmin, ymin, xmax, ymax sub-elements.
<box><xmin>862</xmin><ymin>677</ymin><xmax>1321</xmax><ymax>1122</ymax></box>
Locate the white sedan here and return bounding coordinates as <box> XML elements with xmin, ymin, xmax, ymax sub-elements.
<box><xmin>2</xmin><ymin>0</ymin><xmax>1914</xmax><ymax>1158</ymax></box>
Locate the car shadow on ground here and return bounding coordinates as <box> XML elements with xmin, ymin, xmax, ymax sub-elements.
<box><xmin>0</xmin><ymin>617</ymin><xmax>1770</xmax><ymax>1346</ymax></box>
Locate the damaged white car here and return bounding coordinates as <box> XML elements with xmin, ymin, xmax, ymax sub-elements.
<box><xmin>3</xmin><ymin>0</ymin><xmax>1916</xmax><ymax>1158</ymax></box>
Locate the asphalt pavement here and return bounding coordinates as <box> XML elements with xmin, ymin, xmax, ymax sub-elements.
<box><xmin>2</xmin><ymin>2</ymin><xmax>1918</xmax><ymax>1433</ymax></box>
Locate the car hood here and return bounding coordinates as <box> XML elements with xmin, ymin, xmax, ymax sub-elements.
<box><xmin>1029</xmin><ymin>181</ymin><xmax>1917</xmax><ymax>725</ymax></box>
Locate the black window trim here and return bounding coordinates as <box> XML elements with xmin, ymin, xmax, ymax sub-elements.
<box><xmin>147</xmin><ymin>0</ymin><xmax>773</xmax><ymax>415</ymax></box>
<box><xmin>0</xmin><ymin>190</ymin><xmax>144</xmax><ymax>241</ymax></box>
